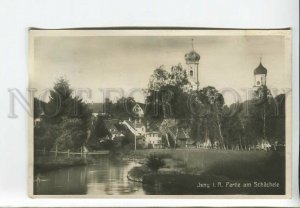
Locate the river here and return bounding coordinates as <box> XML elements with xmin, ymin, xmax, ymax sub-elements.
<box><xmin>34</xmin><ymin>157</ymin><xmax>145</xmax><ymax>195</ymax></box>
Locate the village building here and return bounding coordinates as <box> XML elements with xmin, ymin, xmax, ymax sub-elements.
<box><xmin>132</xmin><ymin>103</ymin><xmax>144</xmax><ymax>118</ymax></box>
<box><xmin>166</xmin><ymin>125</ymin><xmax>192</xmax><ymax>148</ymax></box>
<box><xmin>176</xmin><ymin>128</ymin><xmax>193</xmax><ymax>148</ymax></box>
<box><xmin>144</xmin><ymin>131</ymin><xmax>162</xmax><ymax>149</ymax></box>
<box><xmin>103</xmin><ymin>119</ymin><xmax>125</xmax><ymax>140</ymax></box>
<box><xmin>143</xmin><ymin>121</ymin><xmax>162</xmax><ymax>149</ymax></box>
<box><xmin>84</xmin><ymin>46</ymin><xmax>274</xmax><ymax>151</ymax></box>
<box><xmin>122</xmin><ymin>119</ymin><xmax>146</xmax><ymax>136</ymax></box>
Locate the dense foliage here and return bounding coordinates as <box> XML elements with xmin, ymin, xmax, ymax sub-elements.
<box><xmin>34</xmin><ymin>78</ymin><xmax>92</xmax><ymax>151</ymax></box>
<box><xmin>34</xmin><ymin>68</ymin><xmax>286</xmax><ymax>152</ymax></box>
<box><xmin>146</xmin><ymin>154</ymin><xmax>166</xmax><ymax>172</ymax></box>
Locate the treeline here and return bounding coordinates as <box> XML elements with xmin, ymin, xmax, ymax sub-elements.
<box><xmin>34</xmin><ymin>78</ymin><xmax>92</xmax><ymax>152</ymax></box>
<box><xmin>142</xmin><ymin>64</ymin><xmax>285</xmax><ymax>148</ymax></box>
<box><xmin>34</xmin><ymin>64</ymin><xmax>286</xmax><ymax>152</ymax></box>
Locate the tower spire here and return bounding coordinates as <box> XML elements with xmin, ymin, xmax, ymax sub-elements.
<box><xmin>260</xmin><ymin>57</ymin><xmax>262</xmax><ymax>63</ymax></box>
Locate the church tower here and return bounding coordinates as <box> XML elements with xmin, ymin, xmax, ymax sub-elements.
<box><xmin>253</xmin><ymin>58</ymin><xmax>267</xmax><ymax>89</ymax></box>
<box><xmin>185</xmin><ymin>39</ymin><xmax>200</xmax><ymax>90</ymax></box>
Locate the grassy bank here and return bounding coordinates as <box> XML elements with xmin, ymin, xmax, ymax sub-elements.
<box><xmin>126</xmin><ymin>149</ymin><xmax>285</xmax><ymax>194</ymax></box>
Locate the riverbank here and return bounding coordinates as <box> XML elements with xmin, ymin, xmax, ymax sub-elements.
<box><xmin>126</xmin><ymin>149</ymin><xmax>285</xmax><ymax>194</ymax></box>
<box><xmin>34</xmin><ymin>150</ymin><xmax>111</xmax><ymax>173</ymax></box>
<box><xmin>34</xmin><ymin>157</ymin><xmax>88</xmax><ymax>173</ymax></box>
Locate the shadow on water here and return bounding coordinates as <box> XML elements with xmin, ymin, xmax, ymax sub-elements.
<box><xmin>142</xmin><ymin>151</ymin><xmax>285</xmax><ymax>195</ymax></box>
<box><xmin>34</xmin><ymin>151</ymin><xmax>285</xmax><ymax>195</ymax></box>
<box><xmin>34</xmin><ymin>156</ymin><xmax>144</xmax><ymax>195</ymax></box>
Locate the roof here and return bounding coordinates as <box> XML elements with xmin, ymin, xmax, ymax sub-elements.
<box><xmin>185</xmin><ymin>50</ymin><xmax>200</xmax><ymax>63</ymax></box>
<box><xmin>254</xmin><ymin>62</ymin><xmax>267</xmax><ymax>75</ymax></box>
<box><xmin>132</xmin><ymin>103</ymin><xmax>144</xmax><ymax>117</ymax></box>
<box><xmin>124</xmin><ymin>120</ymin><xmax>145</xmax><ymax>129</ymax></box>
<box><xmin>165</xmin><ymin>126</ymin><xmax>190</xmax><ymax>140</ymax></box>
<box><xmin>167</xmin><ymin>126</ymin><xmax>178</xmax><ymax>139</ymax></box>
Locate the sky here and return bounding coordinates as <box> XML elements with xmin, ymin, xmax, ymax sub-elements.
<box><xmin>32</xmin><ymin>33</ymin><xmax>291</xmax><ymax>105</ymax></box>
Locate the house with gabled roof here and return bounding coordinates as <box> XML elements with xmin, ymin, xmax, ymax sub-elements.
<box><xmin>132</xmin><ymin>103</ymin><xmax>144</xmax><ymax>118</ymax></box>
<box><xmin>176</xmin><ymin>128</ymin><xmax>194</xmax><ymax>148</ymax></box>
<box><xmin>143</xmin><ymin>121</ymin><xmax>162</xmax><ymax>149</ymax></box>
<box><xmin>121</xmin><ymin>118</ymin><xmax>146</xmax><ymax>136</ymax></box>
<box><xmin>159</xmin><ymin>119</ymin><xmax>193</xmax><ymax>148</ymax></box>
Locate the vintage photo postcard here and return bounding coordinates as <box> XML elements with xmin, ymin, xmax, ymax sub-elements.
<box><xmin>29</xmin><ymin>29</ymin><xmax>292</xmax><ymax>198</ymax></box>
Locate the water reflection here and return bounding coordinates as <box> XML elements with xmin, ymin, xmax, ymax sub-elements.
<box><xmin>34</xmin><ymin>157</ymin><xmax>144</xmax><ymax>195</ymax></box>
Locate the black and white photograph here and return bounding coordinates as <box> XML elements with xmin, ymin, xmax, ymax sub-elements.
<box><xmin>29</xmin><ymin>29</ymin><xmax>292</xmax><ymax>197</ymax></box>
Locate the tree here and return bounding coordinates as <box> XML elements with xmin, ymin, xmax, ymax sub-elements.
<box><xmin>227</xmin><ymin>89</ymin><xmax>285</xmax><ymax>148</ymax></box>
<box><xmin>222</xmin><ymin>105</ymin><xmax>245</xmax><ymax>149</ymax></box>
<box><xmin>169</xmin><ymin>64</ymin><xmax>189</xmax><ymax>88</ymax></box>
<box><xmin>111</xmin><ymin>97</ymin><xmax>136</xmax><ymax>119</ymax></box>
<box><xmin>44</xmin><ymin>77</ymin><xmax>74</xmax><ymax>121</ymax></box>
<box><xmin>90</xmin><ymin>115</ymin><xmax>110</xmax><ymax>138</ymax></box>
<box><xmin>34</xmin><ymin>121</ymin><xmax>58</xmax><ymax>151</ymax></box>
<box><xmin>253</xmin><ymin>85</ymin><xmax>273</xmax><ymax>140</ymax></box>
<box><xmin>148</xmin><ymin>66</ymin><xmax>169</xmax><ymax>91</ymax></box>
<box><xmin>35</xmin><ymin>77</ymin><xmax>92</xmax><ymax>151</ymax></box>
<box><xmin>145</xmin><ymin>64</ymin><xmax>191</xmax><ymax>120</ymax></box>
<box><xmin>195</xmin><ymin>86</ymin><xmax>225</xmax><ymax>148</ymax></box>
<box><xmin>55</xmin><ymin>117</ymin><xmax>86</xmax><ymax>151</ymax></box>
<box><xmin>146</xmin><ymin>154</ymin><xmax>165</xmax><ymax>172</ymax></box>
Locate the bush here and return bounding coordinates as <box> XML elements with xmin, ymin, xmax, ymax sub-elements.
<box><xmin>146</xmin><ymin>154</ymin><xmax>165</xmax><ymax>172</ymax></box>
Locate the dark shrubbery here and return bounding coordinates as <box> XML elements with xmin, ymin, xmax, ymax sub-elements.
<box><xmin>146</xmin><ymin>154</ymin><xmax>165</xmax><ymax>172</ymax></box>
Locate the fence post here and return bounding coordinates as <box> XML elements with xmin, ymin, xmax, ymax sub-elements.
<box><xmin>81</xmin><ymin>146</ymin><xmax>83</xmax><ymax>158</ymax></box>
<box><xmin>55</xmin><ymin>145</ymin><xmax>58</xmax><ymax>160</ymax></box>
<box><xmin>43</xmin><ymin>147</ymin><xmax>46</xmax><ymax>156</ymax></box>
<box><xmin>67</xmin><ymin>149</ymin><xmax>70</xmax><ymax>158</ymax></box>
<box><xmin>84</xmin><ymin>152</ymin><xmax>87</xmax><ymax>160</ymax></box>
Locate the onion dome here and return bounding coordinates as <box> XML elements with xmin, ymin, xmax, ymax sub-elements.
<box><xmin>254</xmin><ymin>62</ymin><xmax>267</xmax><ymax>75</ymax></box>
<box><xmin>185</xmin><ymin>50</ymin><xmax>200</xmax><ymax>64</ymax></box>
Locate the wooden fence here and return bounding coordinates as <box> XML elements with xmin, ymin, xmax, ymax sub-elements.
<box><xmin>35</xmin><ymin>147</ymin><xmax>109</xmax><ymax>160</ymax></box>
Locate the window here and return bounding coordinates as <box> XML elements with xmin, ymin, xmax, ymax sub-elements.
<box><xmin>190</xmin><ymin>70</ymin><xmax>193</xmax><ymax>76</ymax></box>
<box><xmin>257</xmin><ymin>81</ymin><xmax>260</xmax><ymax>85</ymax></box>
